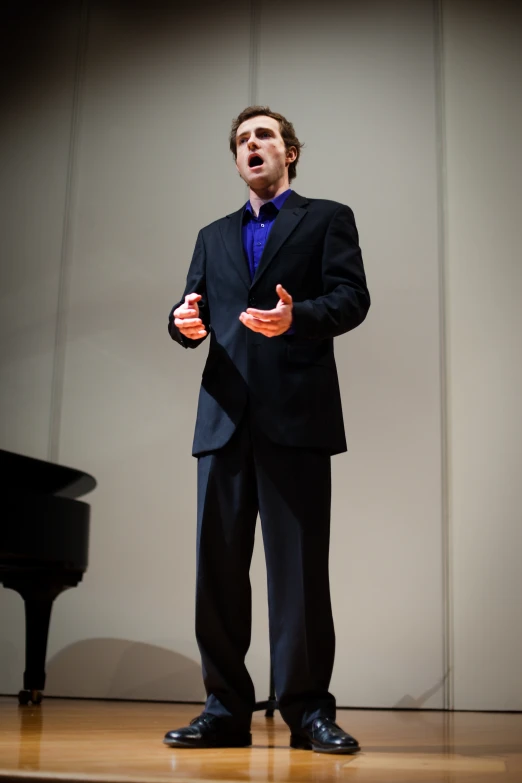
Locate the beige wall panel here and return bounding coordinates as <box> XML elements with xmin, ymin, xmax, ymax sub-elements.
<box><xmin>443</xmin><ymin>0</ymin><xmax>522</xmax><ymax>710</ymax></box>
<box><xmin>45</xmin><ymin>0</ymin><xmax>254</xmax><ymax>700</ymax></box>
<box><xmin>256</xmin><ymin>0</ymin><xmax>444</xmax><ymax>707</ymax></box>
<box><xmin>1</xmin><ymin>0</ymin><xmax>447</xmax><ymax>710</ymax></box>
<box><xmin>0</xmin><ymin>3</ymin><xmax>81</xmax><ymax>695</ymax></box>
<box><xmin>0</xmin><ymin>3</ymin><xmax>80</xmax><ymax>456</ymax></box>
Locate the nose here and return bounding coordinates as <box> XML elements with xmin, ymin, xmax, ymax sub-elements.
<box><xmin>247</xmin><ymin>136</ymin><xmax>258</xmax><ymax>150</ymax></box>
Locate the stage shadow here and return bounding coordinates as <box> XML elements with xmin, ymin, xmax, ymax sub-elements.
<box><xmin>45</xmin><ymin>638</ymin><xmax>205</xmax><ymax>701</ymax></box>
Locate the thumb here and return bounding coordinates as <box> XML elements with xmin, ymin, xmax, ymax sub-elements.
<box><xmin>185</xmin><ymin>293</ymin><xmax>202</xmax><ymax>305</ymax></box>
<box><xmin>276</xmin><ymin>283</ymin><xmax>293</xmax><ymax>305</ymax></box>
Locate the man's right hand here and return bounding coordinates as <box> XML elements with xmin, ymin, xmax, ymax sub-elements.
<box><xmin>173</xmin><ymin>293</ymin><xmax>207</xmax><ymax>339</ymax></box>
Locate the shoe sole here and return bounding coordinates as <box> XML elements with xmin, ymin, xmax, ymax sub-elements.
<box><xmin>290</xmin><ymin>735</ymin><xmax>360</xmax><ymax>754</ymax></box>
<box><xmin>163</xmin><ymin>734</ymin><xmax>252</xmax><ymax>749</ymax></box>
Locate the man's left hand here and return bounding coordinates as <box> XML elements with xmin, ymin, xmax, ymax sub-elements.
<box><xmin>239</xmin><ymin>284</ymin><xmax>293</xmax><ymax>337</ymax></box>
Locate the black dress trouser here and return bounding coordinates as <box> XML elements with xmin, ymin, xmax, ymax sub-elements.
<box><xmin>195</xmin><ymin>411</ymin><xmax>336</xmax><ymax>731</ymax></box>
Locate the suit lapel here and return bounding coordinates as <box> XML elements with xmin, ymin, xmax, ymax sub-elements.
<box><xmin>219</xmin><ymin>192</ymin><xmax>309</xmax><ymax>291</ymax></box>
<box><xmin>252</xmin><ymin>192</ymin><xmax>309</xmax><ymax>287</ymax></box>
<box><xmin>220</xmin><ymin>206</ymin><xmax>251</xmax><ymax>291</ymax></box>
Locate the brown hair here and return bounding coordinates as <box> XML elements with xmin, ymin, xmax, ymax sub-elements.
<box><xmin>229</xmin><ymin>106</ymin><xmax>303</xmax><ymax>182</ymax></box>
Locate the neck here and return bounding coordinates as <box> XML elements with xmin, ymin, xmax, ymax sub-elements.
<box><xmin>248</xmin><ymin>181</ymin><xmax>290</xmax><ymax>216</ymax></box>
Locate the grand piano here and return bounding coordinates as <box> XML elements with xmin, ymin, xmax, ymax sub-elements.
<box><xmin>0</xmin><ymin>448</ymin><xmax>95</xmax><ymax>705</ymax></box>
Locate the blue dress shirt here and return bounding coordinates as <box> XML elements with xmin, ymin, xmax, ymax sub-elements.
<box><xmin>242</xmin><ymin>188</ymin><xmax>292</xmax><ymax>280</ymax></box>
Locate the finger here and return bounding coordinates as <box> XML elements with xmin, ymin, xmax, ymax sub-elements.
<box><xmin>185</xmin><ymin>293</ymin><xmax>202</xmax><ymax>304</ymax></box>
<box><xmin>181</xmin><ymin>328</ymin><xmax>207</xmax><ymax>339</ymax></box>
<box><xmin>276</xmin><ymin>283</ymin><xmax>293</xmax><ymax>304</ymax></box>
<box><xmin>174</xmin><ymin>307</ymin><xmax>197</xmax><ymax>318</ymax></box>
<box><xmin>240</xmin><ymin>318</ymin><xmax>273</xmax><ymax>336</ymax></box>
<box><xmin>240</xmin><ymin>313</ymin><xmax>281</xmax><ymax>333</ymax></box>
<box><xmin>240</xmin><ymin>313</ymin><xmax>262</xmax><ymax>333</ymax></box>
<box><xmin>175</xmin><ymin>317</ymin><xmax>202</xmax><ymax>328</ymax></box>
<box><xmin>245</xmin><ymin>308</ymin><xmax>280</xmax><ymax>320</ymax></box>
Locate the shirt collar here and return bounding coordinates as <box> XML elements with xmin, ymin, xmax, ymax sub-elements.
<box><xmin>244</xmin><ymin>188</ymin><xmax>292</xmax><ymax>220</ymax></box>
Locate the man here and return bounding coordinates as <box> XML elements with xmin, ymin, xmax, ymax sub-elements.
<box><xmin>164</xmin><ymin>107</ymin><xmax>370</xmax><ymax>754</ymax></box>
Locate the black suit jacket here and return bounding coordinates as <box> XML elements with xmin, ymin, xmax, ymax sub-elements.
<box><xmin>168</xmin><ymin>191</ymin><xmax>370</xmax><ymax>456</ymax></box>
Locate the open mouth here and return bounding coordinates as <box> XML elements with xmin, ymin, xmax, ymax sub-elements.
<box><xmin>248</xmin><ymin>155</ymin><xmax>264</xmax><ymax>168</ymax></box>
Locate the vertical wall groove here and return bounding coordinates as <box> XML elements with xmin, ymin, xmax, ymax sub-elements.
<box><xmin>243</xmin><ymin>0</ymin><xmax>260</xmax><ymax>203</ymax></box>
<box><xmin>433</xmin><ymin>0</ymin><xmax>453</xmax><ymax>711</ymax></box>
<box><xmin>48</xmin><ymin>0</ymin><xmax>90</xmax><ymax>463</ymax></box>
<box><xmin>248</xmin><ymin>0</ymin><xmax>259</xmax><ymax>107</ymax></box>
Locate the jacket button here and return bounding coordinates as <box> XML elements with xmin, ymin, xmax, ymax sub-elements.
<box><xmin>248</xmin><ymin>297</ymin><xmax>256</xmax><ymax>306</ymax></box>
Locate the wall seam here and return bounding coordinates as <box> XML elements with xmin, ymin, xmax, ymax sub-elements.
<box><xmin>433</xmin><ymin>0</ymin><xmax>454</xmax><ymax>711</ymax></box>
<box><xmin>48</xmin><ymin>0</ymin><xmax>90</xmax><ymax>463</ymax></box>
<box><xmin>244</xmin><ymin>0</ymin><xmax>260</xmax><ymax>202</ymax></box>
<box><xmin>248</xmin><ymin>0</ymin><xmax>259</xmax><ymax>106</ymax></box>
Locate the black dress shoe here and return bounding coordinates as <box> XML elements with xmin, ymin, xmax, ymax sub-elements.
<box><xmin>163</xmin><ymin>713</ymin><xmax>252</xmax><ymax>749</ymax></box>
<box><xmin>290</xmin><ymin>717</ymin><xmax>360</xmax><ymax>754</ymax></box>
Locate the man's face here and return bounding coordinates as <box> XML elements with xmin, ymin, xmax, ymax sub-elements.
<box><xmin>235</xmin><ymin>115</ymin><xmax>296</xmax><ymax>191</ymax></box>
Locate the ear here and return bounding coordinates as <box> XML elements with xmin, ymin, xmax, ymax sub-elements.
<box><xmin>285</xmin><ymin>146</ymin><xmax>297</xmax><ymax>164</ymax></box>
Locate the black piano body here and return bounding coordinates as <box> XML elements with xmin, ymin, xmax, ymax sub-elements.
<box><xmin>0</xmin><ymin>448</ymin><xmax>95</xmax><ymax>705</ymax></box>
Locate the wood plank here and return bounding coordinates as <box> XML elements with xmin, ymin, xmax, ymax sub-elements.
<box><xmin>0</xmin><ymin>698</ymin><xmax>521</xmax><ymax>782</ymax></box>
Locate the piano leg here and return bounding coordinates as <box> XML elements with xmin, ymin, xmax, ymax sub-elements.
<box><xmin>2</xmin><ymin>577</ymin><xmax>77</xmax><ymax>706</ymax></box>
<box><xmin>22</xmin><ymin>594</ymin><xmax>57</xmax><ymax>704</ymax></box>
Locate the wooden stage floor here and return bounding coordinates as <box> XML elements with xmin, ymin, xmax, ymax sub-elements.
<box><xmin>1</xmin><ymin>697</ymin><xmax>521</xmax><ymax>782</ymax></box>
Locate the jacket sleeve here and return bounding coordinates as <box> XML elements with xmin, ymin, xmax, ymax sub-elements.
<box><xmin>168</xmin><ymin>230</ymin><xmax>210</xmax><ymax>349</ymax></box>
<box><xmin>291</xmin><ymin>205</ymin><xmax>370</xmax><ymax>339</ymax></box>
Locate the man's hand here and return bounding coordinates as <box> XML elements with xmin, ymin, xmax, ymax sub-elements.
<box><xmin>174</xmin><ymin>293</ymin><xmax>207</xmax><ymax>339</ymax></box>
<box><xmin>239</xmin><ymin>284</ymin><xmax>293</xmax><ymax>337</ymax></box>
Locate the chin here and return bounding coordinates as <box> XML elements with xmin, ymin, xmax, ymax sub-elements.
<box><xmin>247</xmin><ymin>178</ymin><xmax>268</xmax><ymax>190</ymax></box>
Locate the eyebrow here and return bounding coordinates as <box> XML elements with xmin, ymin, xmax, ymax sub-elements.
<box><xmin>236</xmin><ymin>126</ymin><xmax>274</xmax><ymax>139</ymax></box>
